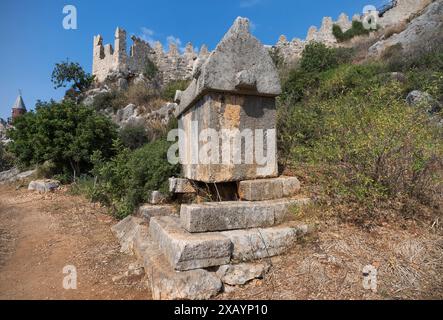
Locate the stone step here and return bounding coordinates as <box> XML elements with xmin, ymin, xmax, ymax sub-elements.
<box><xmin>180</xmin><ymin>197</ymin><xmax>310</xmax><ymax>233</ymax></box>
<box><xmin>238</xmin><ymin>176</ymin><xmax>301</xmax><ymax>201</ymax></box>
<box><xmin>138</xmin><ymin>204</ymin><xmax>177</xmax><ymax>222</ymax></box>
<box><xmin>221</xmin><ymin>222</ymin><xmax>311</xmax><ymax>262</ymax></box>
<box><xmin>149</xmin><ymin>216</ymin><xmax>232</xmax><ymax>271</ymax></box>
<box><xmin>169</xmin><ymin>177</ymin><xmax>196</xmax><ymax>194</ymax></box>
<box><xmin>132</xmin><ymin>222</ymin><xmax>222</xmax><ymax>300</ymax></box>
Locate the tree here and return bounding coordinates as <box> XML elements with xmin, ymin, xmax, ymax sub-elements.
<box><xmin>7</xmin><ymin>100</ymin><xmax>118</xmax><ymax>180</ymax></box>
<box><xmin>51</xmin><ymin>60</ymin><xmax>95</xmax><ymax>99</ymax></box>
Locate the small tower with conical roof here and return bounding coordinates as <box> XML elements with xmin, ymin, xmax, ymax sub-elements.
<box><xmin>11</xmin><ymin>92</ymin><xmax>27</xmax><ymax>121</ymax></box>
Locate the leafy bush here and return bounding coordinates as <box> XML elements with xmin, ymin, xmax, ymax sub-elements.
<box><xmin>92</xmin><ymin>91</ymin><xmax>118</xmax><ymax>112</ymax></box>
<box><xmin>278</xmin><ymin>59</ymin><xmax>443</xmax><ymax>223</ymax></box>
<box><xmin>161</xmin><ymin>80</ymin><xmax>190</xmax><ymax>101</ymax></box>
<box><xmin>51</xmin><ymin>60</ymin><xmax>94</xmax><ymax>100</ymax></box>
<box><xmin>300</xmin><ymin>42</ymin><xmax>341</xmax><ymax>73</ymax></box>
<box><xmin>332</xmin><ymin>21</ymin><xmax>372</xmax><ymax>43</ymax></box>
<box><xmin>7</xmin><ymin>100</ymin><xmax>118</xmax><ymax>180</ymax></box>
<box><xmin>119</xmin><ymin>124</ymin><xmax>149</xmax><ymax>150</ymax></box>
<box><xmin>0</xmin><ymin>143</ymin><xmax>14</xmax><ymax>171</ymax></box>
<box><xmin>281</xmin><ymin>43</ymin><xmax>354</xmax><ymax>104</ymax></box>
<box><xmin>91</xmin><ymin>139</ymin><xmax>180</xmax><ymax>218</ymax></box>
<box><xmin>143</xmin><ymin>59</ymin><xmax>158</xmax><ymax>80</ymax></box>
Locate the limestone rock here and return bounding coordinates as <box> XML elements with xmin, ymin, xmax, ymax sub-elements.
<box><xmin>369</xmin><ymin>1</ymin><xmax>443</xmax><ymax>57</ymax></box>
<box><xmin>111</xmin><ymin>215</ymin><xmax>145</xmax><ymax>254</ymax></box>
<box><xmin>406</xmin><ymin>90</ymin><xmax>441</xmax><ymax>114</ymax></box>
<box><xmin>149</xmin><ymin>191</ymin><xmax>167</xmax><ymax>205</ymax></box>
<box><xmin>149</xmin><ymin>216</ymin><xmax>232</xmax><ymax>271</ymax></box>
<box><xmin>28</xmin><ymin>179</ymin><xmax>60</xmax><ymax>193</ymax></box>
<box><xmin>180</xmin><ymin>198</ymin><xmax>311</xmax><ymax>233</ymax></box>
<box><xmin>221</xmin><ymin>223</ymin><xmax>309</xmax><ymax>262</ymax></box>
<box><xmin>239</xmin><ymin>176</ymin><xmax>301</xmax><ymax>201</ymax></box>
<box><xmin>0</xmin><ymin>168</ymin><xmax>19</xmax><ymax>183</ymax></box>
<box><xmin>138</xmin><ymin>204</ymin><xmax>177</xmax><ymax>222</ymax></box>
<box><xmin>216</xmin><ymin>262</ymin><xmax>270</xmax><ymax>285</ymax></box>
<box><xmin>169</xmin><ymin>177</ymin><xmax>196</xmax><ymax>194</ymax></box>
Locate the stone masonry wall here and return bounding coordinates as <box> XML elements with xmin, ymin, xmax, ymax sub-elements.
<box><xmin>93</xmin><ymin>27</ymin><xmax>208</xmax><ymax>85</ymax></box>
<box><xmin>270</xmin><ymin>0</ymin><xmax>432</xmax><ymax>64</ymax></box>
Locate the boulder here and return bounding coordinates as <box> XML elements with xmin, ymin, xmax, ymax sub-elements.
<box><xmin>149</xmin><ymin>191</ymin><xmax>167</xmax><ymax>205</ymax></box>
<box><xmin>216</xmin><ymin>262</ymin><xmax>270</xmax><ymax>286</ymax></box>
<box><xmin>169</xmin><ymin>177</ymin><xmax>196</xmax><ymax>194</ymax></box>
<box><xmin>406</xmin><ymin>90</ymin><xmax>441</xmax><ymax>114</ymax></box>
<box><xmin>28</xmin><ymin>179</ymin><xmax>60</xmax><ymax>192</ymax></box>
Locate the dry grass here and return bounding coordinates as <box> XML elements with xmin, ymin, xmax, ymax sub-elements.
<box><xmin>217</xmin><ymin>218</ymin><xmax>443</xmax><ymax>300</ymax></box>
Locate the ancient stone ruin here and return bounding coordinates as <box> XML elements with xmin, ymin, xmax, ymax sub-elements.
<box><xmin>93</xmin><ymin>27</ymin><xmax>209</xmax><ymax>84</ymax></box>
<box><xmin>112</xmin><ymin>17</ymin><xmax>310</xmax><ymax>300</ymax></box>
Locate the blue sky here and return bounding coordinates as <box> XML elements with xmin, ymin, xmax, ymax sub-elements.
<box><xmin>0</xmin><ymin>0</ymin><xmax>387</xmax><ymax>120</ymax></box>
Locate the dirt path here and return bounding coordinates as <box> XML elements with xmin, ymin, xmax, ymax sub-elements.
<box><xmin>0</xmin><ymin>184</ymin><xmax>441</xmax><ymax>300</ymax></box>
<box><xmin>0</xmin><ymin>185</ymin><xmax>148</xmax><ymax>300</ymax></box>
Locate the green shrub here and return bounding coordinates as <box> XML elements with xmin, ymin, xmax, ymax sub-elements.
<box><xmin>91</xmin><ymin>139</ymin><xmax>180</xmax><ymax>218</ymax></box>
<box><xmin>0</xmin><ymin>143</ymin><xmax>14</xmax><ymax>171</ymax></box>
<box><xmin>161</xmin><ymin>80</ymin><xmax>190</xmax><ymax>101</ymax></box>
<box><xmin>332</xmin><ymin>21</ymin><xmax>372</xmax><ymax>43</ymax></box>
<box><xmin>143</xmin><ymin>59</ymin><xmax>158</xmax><ymax>80</ymax></box>
<box><xmin>7</xmin><ymin>100</ymin><xmax>118</xmax><ymax>180</ymax></box>
<box><xmin>92</xmin><ymin>91</ymin><xmax>118</xmax><ymax>112</ymax></box>
<box><xmin>300</xmin><ymin>42</ymin><xmax>340</xmax><ymax>73</ymax></box>
<box><xmin>119</xmin><ymin>124</ymin><xmax>149</xmax><ymax>150</ymax></box>
<box><xmin>278</xmin><ymin>68</ymin><xmax>443</xmax><ymax>221</ymax></box>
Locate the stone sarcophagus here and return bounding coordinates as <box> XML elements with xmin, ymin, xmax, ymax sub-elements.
<box><xmin>174</xmin><ymin>17</ymin><xmax>282</xmax><ymax>183</ymax></box>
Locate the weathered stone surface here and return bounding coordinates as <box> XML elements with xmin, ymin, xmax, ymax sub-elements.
<box><xmin>139</xmin><ymin>204</ymin><xmax>177</xmax><ymax>222</ymax></box>
<box><xmin>369</xmin><ymin>1</ymin><xmax>443</xmax><ymax>57</ymax></box>
<box><xmin>150</xmin><ymin>191</ymin><xmax>167</xmax><ymax>205</ymax></box>
<box><xmin>0</xmin><ymin>168</ymin><xmax>19</xmax><ymax>183</ymax></box>
<box><xmin>175</xmin><ymin>17</ymin><xmax>281</xmax><ymax>117</ymax></box>
<box><xmin>111</xmin><ymin>215</ymin><xmax>145</xmax><ymax>254</ymax></box>
<box><xmin>178</xmin><ymin>93</ymin><xmax>278</xmax><ymax>183</ymax></box>
<box><xmin>239</xmin><ymin>176</ymin><xmax>301</xmax><ymax>201</ymax></box>
<box><xmin>180</xmin><ymin>201</ymin><xmax>274</xmax><ymax>233</ymax></box>
<box><xmin>28</xmin><ymin>179</ymin><xmax>60</xmax><ymax>193</ymax></box>
<box><xmin>216</xmin><ymin>262</ymin><xmax>270</xmax><ymax>285</ymax></box>
<box><xmin>169</xmin><ymin>177</ymin><xmax>196</xmax><ymax>194</ymax></box>
<box><xmin>180</xmin><ymin>198</ymin><xmax>310</xmax><ymax>233</ymax></box>
<box><xmin>406</xmin><ymin>90</ymin><xmax>441</xmax><ymax>114</ymax></box>
<box><xmin>221</xmin><ymin>223</ymin><xmax>309</xmax><ymax>262</ymax></box>
<box><xmin>149</xmin><ymin>216</ymin><xmax>232</xmax><ymax>271</ymax></box>
<box><xmin>132</xmin><ymin>224</ymin><xmax>222</xmax><ymax>300</ymax></box>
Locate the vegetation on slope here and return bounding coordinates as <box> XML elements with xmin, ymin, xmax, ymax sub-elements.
<box><xmin>277</xmin><ymin>42</ymin><xmax>443</xmax><ymax>226</ymax></box>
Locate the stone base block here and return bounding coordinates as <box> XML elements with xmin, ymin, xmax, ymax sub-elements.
<box><xmin>111</xmin><ymin>215</ymin><xmax>145</xmax><ymax>254</ymax></box>
<box><xmin>138</xmin><ymin>204</ymin><xmax>177</xmax><ymax>222</ymax></box>
<box><xmin>238</xmin><ymin>176</ymin><xmax>301</xmax><ymax>201</ymax></box>
<box><xmin>169</xmin><ymin>177</ymin><xmax>196</xmax><ymax>193</ymax></box>
<box><xmin>221</xmin><ymin>223</ymin><xmax>310</xmax><ymax>262</ymax></box>
<box><xmin>132</xmin><ymin>224</ymin><xmax>222</xmax><ymax>300</ymax></box>
<box><xmin>149</xmin><ymin>216</ymin><xmax>232</xmax><ymax>271</ymax></box>
<box><xmin>180</xmin><ymin>198</ymin><xmax>310</xmax><ymax>233</ymax></box>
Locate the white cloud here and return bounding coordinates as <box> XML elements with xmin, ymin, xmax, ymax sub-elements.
<box><xmin>239</xmin><ymin>0</ymin><xmax>261</xmax><ymax>8</ymax></box>
<box><xmin>138</xmin><ymin>28</ymin><xmax>186</xmax><ymax>53</ymax></box>
<box><xmin>140</xmin><ymin>27</ymin><xmax>156</xmax><ymax>46</ymax></box>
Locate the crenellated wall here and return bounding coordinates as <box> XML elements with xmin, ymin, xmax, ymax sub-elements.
<box><xmin>92</xmin><ymin>27</ymin><xmax>208</xmax><ymax>84</ymax></box>
<box><xmin>270</xmin><ymin>0</ymin><xmax>433</xmax><ymax>65</ymax></box>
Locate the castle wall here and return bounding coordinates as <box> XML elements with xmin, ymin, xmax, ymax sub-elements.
<box><xmin>92</xmin><ymin>27</ymin><xmax>203</xmax><ymax>85</ymax></box>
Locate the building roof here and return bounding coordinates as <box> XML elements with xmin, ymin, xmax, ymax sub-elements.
<box><xmin>12</xmin><ymin>95</ymin><xmax>26</xmax><ymax>111</ymax></box>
